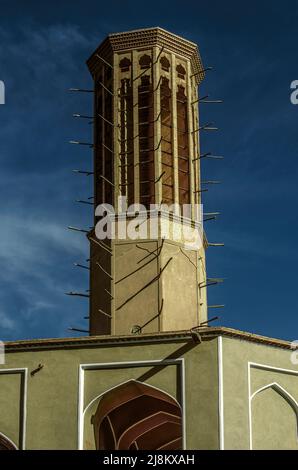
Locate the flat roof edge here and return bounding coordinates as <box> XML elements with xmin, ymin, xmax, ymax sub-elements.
<box><xmin>2</xmin><ymin>327</ymin><xmax>294</xmax><ymax>353</ymax></box>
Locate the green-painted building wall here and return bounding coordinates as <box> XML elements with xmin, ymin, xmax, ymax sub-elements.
<box><xmin>0</xmin><ymin>336</ymin><xmax>219</xmax><ymax>450</ymax></box>
<box><xmin>1</xmin><ymin>331</ymin><xmax>297</xmax><ymax>450</ymax></box>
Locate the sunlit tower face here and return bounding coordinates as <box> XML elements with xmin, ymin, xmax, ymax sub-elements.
<box><xmin>88</xmin><ymin>27</ymin><xmax>205</xmax><ymax>214</ymax></box>
<box><xmin>87</xmin><ymin>28</ymin><xmax>208</xmax><ymax>336</ymax></box>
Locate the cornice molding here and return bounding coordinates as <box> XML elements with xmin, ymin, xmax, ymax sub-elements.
<box><xmin>2</xmin><ymin>327</ymin><xmax>294</xmax><ymax>353</ymax></box>
<box><xmin>87</xmin><ymin>27</ymin><xmax>204</xmax><ymax>84</ymax></box>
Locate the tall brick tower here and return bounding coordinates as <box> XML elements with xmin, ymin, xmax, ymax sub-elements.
<box><xmin>86</xmin><ymin>28</ymin><xmax>208</xmax><ymax>336</ymax></box>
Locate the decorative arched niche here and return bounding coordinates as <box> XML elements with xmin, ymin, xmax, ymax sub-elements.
<box><xmin>139</xmin><ymin>54</ymin><xmax>152</xmax><ymax>70</ymax></box>
<box><xmin>119</xmin><ymin>57</ymin><xmax>131</xmax><ymax>73</ymax></box>
<box><xmin>176</xmin><ymin>64</ymin><xmax>186</xmax><ymax>80</ymax></box>
<box><xmin>84</xmin><ymin>380</ymin><xmax>182</xmax><ymax>450</ymax></box>
<box><xmin>251</xmin><ymin>382</ymin><xmax>298</xmax><ymax>450</ymax></box>
<box><xmin>160</xmin><ymin>56</ymin><xmax>170</xmax><ymax>72</ymax></box>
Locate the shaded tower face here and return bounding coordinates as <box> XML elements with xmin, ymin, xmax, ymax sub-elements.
<box><xmin>87</xmin><ymin>27</ymin><xmax>208</xmax><ymax>336</ymax></box>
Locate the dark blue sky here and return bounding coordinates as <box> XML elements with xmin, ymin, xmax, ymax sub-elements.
<box><xmin>0</xmin><ymin>0</ymin><xmax>297</xmax><ymax>341</ymax></box>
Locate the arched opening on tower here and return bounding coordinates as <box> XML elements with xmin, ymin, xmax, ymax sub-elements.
<box><xmin>91</xmin><ymin>380</ymin><xmax>183</xmax><ymax>450</ymax></box>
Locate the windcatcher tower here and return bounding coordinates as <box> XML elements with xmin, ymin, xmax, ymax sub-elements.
<box><xmin>86</xmin><ymin>27</ymin><xmax>208</xmax><ymax>336</ymax></box>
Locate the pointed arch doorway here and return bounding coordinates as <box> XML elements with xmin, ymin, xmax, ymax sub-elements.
<box><xmin>91</xmin><ymin>380</ymin><xmax>183</xmax><ymax>450</ymax></box>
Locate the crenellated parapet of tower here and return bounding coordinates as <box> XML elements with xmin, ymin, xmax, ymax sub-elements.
<box><xmin>86</xmin><ymin>27</ymin><xmax>208</xmax><ymax>336</ymax></box>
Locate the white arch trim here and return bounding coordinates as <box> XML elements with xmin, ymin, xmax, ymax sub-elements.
<box><xmin>83</xmin><ymin>379</ymin><xmax>183</xmax><ymax>450</ymax></box>
<box><xmin>0</xmin><ymin>431</ymin><xmax>18</xmax><ymax>450</ymax></box>
<box><xmin>83</xmin><ymin>378</ymin><xmax>182</xmax><ymax>417</ymax></box>
<box><xmin>251</xmin><ymin>381</ymin><xmax>298</xmax><ymax>411</ymax></box>
<box><xmin>247</xmin><ymin>361</ymin><xmax>298</xmax><ymax>450</ymax></box>
<box><xmin>77</xmin><ymin>359</ymin><xmax>185</xmax><ymax>450</ymax></box>
<box><xmin>0</xmin><ymin>367</ymin><xmax>28</xmax><ymax>450</ymax></box>
<box><xmin>250</xmin><ymin>381</ymin><xmax>298</xmax><ymax>447</ymax></box>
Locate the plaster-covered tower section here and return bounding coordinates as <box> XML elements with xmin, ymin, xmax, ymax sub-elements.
<box><xmin>87</xmin><ymin>27</ymin><xmax>208</xmax><ymax>336</ymax></box>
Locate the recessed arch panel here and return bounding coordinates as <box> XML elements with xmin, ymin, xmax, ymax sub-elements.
<box><xmin>91</xmin><ymin>380</ymin><xmax>182</xmax><ymax>450</ymax></box>
<box><xmin>251</xmin><ymin>382</ymin><xmax>298</xmax><ymax>450</ymax></box>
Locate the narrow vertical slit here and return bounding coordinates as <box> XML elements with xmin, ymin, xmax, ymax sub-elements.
<box><xmin>119</xmin><ymin>78</ymin><xmax>134</xmax><ymax>206</ymax></box>
<box><xmin>138</xmin><ymin>75</ymin><xmax>155</xmax><ymax>209</ymax></box>
<box><xmin>161</xmin><ymin>77</ymin><xmax>174</xmax><ymax>205</ymax></box>
<box><xmin>177</xmin><ymin>85</ymin><xmax>190</xmax><ymax>206</ymax></box>
<box><xmin>104</xmin><ymin>65</ymin><xmax>114</xmax><ymax>205</ymax></box>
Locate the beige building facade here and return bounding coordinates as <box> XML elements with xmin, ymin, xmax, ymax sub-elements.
<box><xmin>0</xmin><ymin>328</ymin><xmax>297</xmax><ymax>450</ymax></box>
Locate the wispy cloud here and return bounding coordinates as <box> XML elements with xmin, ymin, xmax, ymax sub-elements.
<box><xmin>0</xmin><ymin>23</ymin><xmax>94</xmax><ymax>340</ymax></box>
<box><xmin>0</xmin><ymin>311</ymin><xmax>16</xmax><ymax>331</ymax></box>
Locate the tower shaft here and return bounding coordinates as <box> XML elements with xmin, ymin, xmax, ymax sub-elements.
<box><xmin>87</xmin><ymin>28</ymin><xmax>207</xmax><ymax>336</ymax></box>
